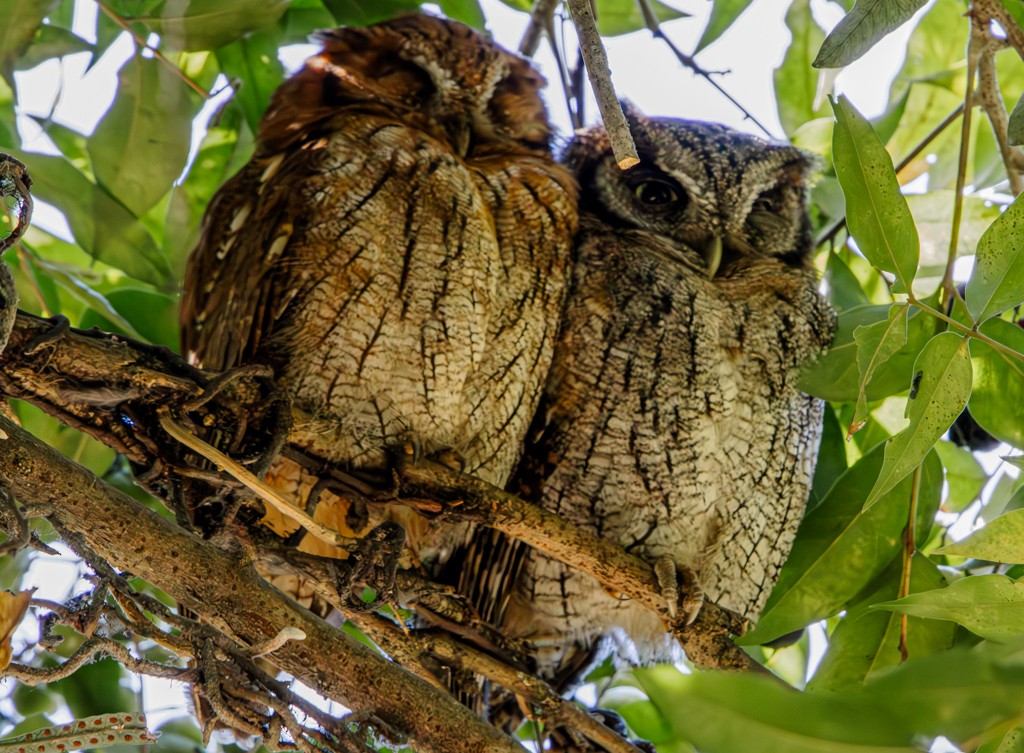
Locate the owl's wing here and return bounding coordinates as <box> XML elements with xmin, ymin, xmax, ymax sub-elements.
<box><xmin>180</xmin><ymin>152</ymin><xmax>307</xmax><ymax>370</ymax></box>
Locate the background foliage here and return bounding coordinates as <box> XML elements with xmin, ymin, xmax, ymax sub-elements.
<box><xmin>2</xmin><ymin>1</ymin><xmax>1024</xmax><ymax>752</ymax></box>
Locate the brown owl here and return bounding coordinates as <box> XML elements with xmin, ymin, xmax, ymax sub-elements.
<box><xmin>458</xmin><ymin>109</ymin><xmax>835</xmax><ymax>705</ymax></box>
<box><xmin>179</xmin><ymin>15</ymin><xmax>577</xmax><ymax>594</ymax></box>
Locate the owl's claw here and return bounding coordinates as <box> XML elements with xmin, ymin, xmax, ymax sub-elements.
<box><xmin>653</xmin><ymin>555</ymin><xmax>703</xmax><ymax>626</ymax></box>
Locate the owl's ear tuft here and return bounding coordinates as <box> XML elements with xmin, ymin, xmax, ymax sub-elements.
<box><xmin>779</xmin><ymin>147</ymin><xmax>822</xmax><ymax>188</ymax></box>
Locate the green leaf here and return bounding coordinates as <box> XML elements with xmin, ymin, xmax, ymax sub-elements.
<box><xmin>982</xmin><ymin>727</ymin><xmax>1024</xmax><ymax>753</ymax></box>
<box><xmin>856</xmin><ymin>643</ymin><xmax>1024</xmax><ymax>743</ymax></box>
<box><xmin>437</xmin><ymin>0</ymin><xmax>486</xmax><ymax>28</ymax></box>
<box><xmin>966</xmin><ymin>193</ymin><xmax>1024</xmax><ymax>323</ymax></box>
<box><xmin>774</xmin><ymin>0</ymin><xmax>828</xmax><ymax>136</ymax></box>
<box><xmin>865</xmin><ymin>332</ymin><xmax>972</xmax><ymax>509</ymax></box>
<box><xmin>798</xmin><ymin>303</ymin><xmax>936</xmax><ymax>402</ymax></box>
<box><xmin>743</xmin><ymin>447</ymin><xmax>941</xmax><ymax>644</ymax></box>
<box><xmin>18</xmin><ymin>23</ymin><xmax>93</xmax><ymax>70</ymax></box>
<box><xmin>969</xmin><ymin>318</ymin><xmax>1024</xmax><ymax>449</ymax></box>
<box><xmin>215</xmin><ymin>27</ymin><xmax>285</xmax><ymax>135</ymax></box>
<box><xmin>936</xmin><ymin>509</ymin><xmax>1024</xmax><ymax>563</ymax></box>
<box><xmin>13</xmin><ymin>152</ymin><xmax>171</xmax><ymax>287</ymax></box>
<box><xmin>852</xmin><ymin>303</ymin><xmax>909</xmax><ymax>432</ymax></box>
<box><xmin>1009</xmin><ymin>92</ymin><xmax>1024</xmax><ymax>146</ymax></box>
<box><xmin>165</xmin><ymin>100</ymin><xmax>253</xmax><ymax>272</ymax></box>
<box><xmin>831</xmin><ymin>95</ymin><xmax>919</xmax><ymax>294</ymax></box>
<box><xmin>635</xmin><ymin>666</ymin><xmax>918</xmax><ymax>753</ymax></box>
<box><xmin>809</xmin><ymin>405</ymin><xmax>847</xmax><ymax>509</ymax></box>
<box><xmin>594</xmin><ymin>0</ymin><xmax>687</xmax><ymax>37</ymax></box>
<box><xmin>0</xmin><ymin>0</ymin><xmax>58</xmax><ymax>74</ymax></box>
<box><xmin>24</xmin><ymin>254</ymin><xmax>146</xmax><ymax>340</ymax></box>
<box><xmin>808</xmin><ymin>554</ymin><xmax>954</xmax><ymax>692</ymax></box>
<box><xmin>933</xmin><ymin>440</ymin><xmax>988</xmax><ymax>513</ymax></box>
<box><xmin>52</xmin><ymin>659</ymin><xmax>135</xmax><ymax>717</ymax></box>
<box><xmin>695</xmin><ymin>0</ymin><xmax>753</xmax><ymax>53</ymax></box>
<box><xmin>873</xmin><ymin>574</ymin><xmax>1024</xmax><ymax>642</ymax></box>
<box><xmin>813</xmin><ymin>0</ymin><xmax>928</xmax><ymax>68</ymax></box>
<box><xmin>89</xmin><ymin>57</ymin><xmax>197</xmax><ymax>217</ymax></box>
<box><xmin>120</xmin><ymin>0</ymin><xmax>290</xmax><ymax>51</ymax></box>
<box><xmin>823</xmin><ymin>252</ymin><xmax>871</xmax><ymax>312</ymax></box>
<box><xmin>322</xmin><ymin>0</ymin><xmax>422</xmax><ymax>25</ymax></box>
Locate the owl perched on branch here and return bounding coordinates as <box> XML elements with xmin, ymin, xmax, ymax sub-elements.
<box><xmin>179</xmin><ymin>15</ymin><xmax>577</xmax><ymax>592</ymax></box>
<box><xmin>459</xmin><ymin>108</ymin><xmax>835</xmax><ymax>703</ymax></box>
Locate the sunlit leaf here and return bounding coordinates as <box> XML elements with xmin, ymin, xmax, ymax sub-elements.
<box><xmin>695</xmin><ymin>0</ymin><xmax>753</xmax><ymax>53</ymax></box>
<box><xmin>323</xmin><ymin>0</ymin><xmax>422</xmax><ymax>24</ymax></box>
<box><xmin>865</xmin><ymin>332</ymin><xmax>971</xmax><ymax>509</ymax></box>
<box><xmin>832</xmin><ymin>95</ymin><xmax>919</xmax><ymax>293</ymax></box>
<box><xmin>814</xmin><ymin>0</ymin><xmax>927</xmax><ymax>68</ymax></box>
<box><xmin>594</xmin><ymin>0</ymin><xmax>687</xmax><ymax>37</ymax></box>
<box><xmin>798</xmin><ymin>303</ymin><xmax>936</xmax><ymax>402</ymax></box>
<box><xmin>852</xmin><ymin>303</ymin><xmax>909</xmax><ymax>432</ymax></box>
<box><xmin>636</xmin><ymin>666</ymin><xmax>918</xmax><ymax>753</ymax></box>
<box><xmin>966</xmin><ymin>193</ymin><xmax>1024</xmax><ymax>323</ymax></box>
<box><xmin>116</xmin><ymin>0</ymin><xmax>290</xmax><ymax>51</ymax></box>
<box><xmin>969</xmin><ymin>319</ymin><xmax>1024</xmax><ymax>450</ymax></box>
<box><xmin>936</xmin><ymin>509</ymin><xmax>1024</xmax><ymax>563</ymax></box>
<box><xmin>89</xmin><ymin>57</ymin><xmax>196</xmax><ymax>217</ymax></box>
<box><xmin>856</xmin><ymin>643</ymin><xmax>1024</xmax><ymax>743</ymax></box>
<box><xmin>216</xmin><ymin>27</ymin><xmax>286</xmax><ymax>135</ymax></box>
<box><xmin>933</xmin><ymin>440</ymin><xmax>988</xmax><ymax>513</ymax></box>
<box><xmin>743</xmin><ymin>447</ymin><xmax>941</xmax><ymax>644</ymax></box>
<box><xmin>807</xmin><ymin>555</ymin><xmax>954</xmax><ymax>691</ymax></box>
<box><xmin>13</xmin><ymin>152</ymin><xmax>171</xmax><ymax>287</ymax></box>
<box><xmin>437</xmin><ymin>0</ymin><xmax>486</xmax><ymax>28</ymax></box>
<box><xmin>0</xmin><ymin>0</ymin><xmax>58</xmax><ymax>74</ymax></box>
<box><xmin>873</xmin><ymin>575</ymin><xmax>1024</xmax><ymax>642</ymax></box>
<box><xmin>775</xmin><ymin>0</ymin><xmax>828</xmax><ymax>136</ymax></box>
<box><xmin>1009</xmin><ymin>92</ymin><xmax>1024</xmax><ymax>146</ymax></box>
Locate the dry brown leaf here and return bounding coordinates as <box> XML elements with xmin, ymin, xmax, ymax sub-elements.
<box><xmin>0</xmin><ymin>588</ymin><xmax>35</xmax><ymax>670</ymax></box>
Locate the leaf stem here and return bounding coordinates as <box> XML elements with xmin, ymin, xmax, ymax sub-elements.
<box><xmin>907</xmin><ymin>296</ymin><xmax>1024</xmax><ymax>362</ymax></box>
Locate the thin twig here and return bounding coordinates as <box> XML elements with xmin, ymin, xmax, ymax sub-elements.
<box><xmin>941</xmin><ymin>23</ymin><xmax>981</xmax><ymax>304</ymax></box>
<box><xmin>975</xmin><ymin>30</ymin><xmax>1023</xmax><ymax>194</ymax></box>
<box><xmin>518</xmin><ymin>0</ymin><xmax>561</xmax><ymax>56</ymax></box>
<box><xmin>565</xmin><ymin>0</ymin><xmax>639</xmax><ymax>168</ymax></box>
<box><xmin>96</xmin><ymin>1</ymin><xmax>212</xmax><ymax>99</ymax></box>
<box><xmin>908</xmin><ymin>296</ymin><xmax>1024</xmax><ymax>361</ymax></box>
<box><xmin>8</xmin><ymin>637</ymin><xmax>193</xmax><ymax>684</ymax></box>
<box><xmin>636</xmin><ymin>0</ymin><xmax>773</xmax><ymax>138</ymax></box>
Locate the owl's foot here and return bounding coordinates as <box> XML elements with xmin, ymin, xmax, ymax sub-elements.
<box><xmin>336</xmin><ymin>520</ymin><xmax>406</xmax><ymax>610</ymax></box>
<box><xmin>654</xmin><ymin>555</ymin><xmax>704</xmax><ymax>626</ymax></box>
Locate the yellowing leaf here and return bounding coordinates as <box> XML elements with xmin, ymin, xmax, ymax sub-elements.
<box><xmin>0</xmin><ymin>588</ymin><xmax>34</xmax><ymax>670</ymax></box>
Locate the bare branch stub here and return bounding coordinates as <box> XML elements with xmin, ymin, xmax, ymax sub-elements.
<box><xmin>565</xmin><ymin>0</ymin><xmax>639</xmax><ymax>168</ymax></box>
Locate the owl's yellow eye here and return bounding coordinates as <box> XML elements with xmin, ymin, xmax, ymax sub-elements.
<box><xmin>633</xmin><ymin>180</ymin><xmax>680</xmax><ymax>207</ymax></box>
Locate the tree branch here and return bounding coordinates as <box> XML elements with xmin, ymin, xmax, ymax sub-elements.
<box><xmin>0</xmin><ymin>414</ymin><xmax>522</xmax><ymax>753</ymax></box>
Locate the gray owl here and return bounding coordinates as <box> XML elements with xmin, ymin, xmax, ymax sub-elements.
<box><xmin>458</xmin><ymin>108</ymin><xmax>835</xmax><ymax>695</ymax></box>
<box><xmin>179</xmin><ymin>15</ymin><xmax>578</xmax><ymax>581</ymax></box>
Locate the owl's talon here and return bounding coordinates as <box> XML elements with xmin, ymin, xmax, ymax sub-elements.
<box><xmin>653</xmin><ymin>555</ymin><xmax>703</xmax><ymax>626</ymax></box>
<box><xmin>428</xmin><ymin>447</ymin><xmax>466</xmax><ymax>473</ymax></box>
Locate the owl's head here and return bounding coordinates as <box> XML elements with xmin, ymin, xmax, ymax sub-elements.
<box><xmin>259</xmin><ymin>14</ymin><xmax>554</xmax><ymax>156</ymax></box>
<box><xmin>567</xmin><ymin>106</ymin><xmax>818</xmax><ymax>276</ymax></box>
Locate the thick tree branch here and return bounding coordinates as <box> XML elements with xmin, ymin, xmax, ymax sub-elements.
<box><xmin>0</xmin><ymin>310</ymin><xmax>757</xmax><ymax>672</ymax></box>
<box><xmin>0</xmin><ymin>414</ymin><xmax>522</xmax><ymax>753</ymax></box>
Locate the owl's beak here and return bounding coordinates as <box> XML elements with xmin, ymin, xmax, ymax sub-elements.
<box><xmin>702</xmin><ymin>235</ymin><xmax>723</xmax><ymax>278</ymax></box>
